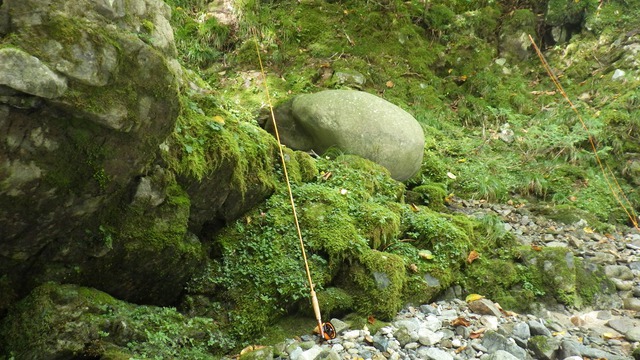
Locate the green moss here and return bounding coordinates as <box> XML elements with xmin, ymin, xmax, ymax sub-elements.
<box><xmin>341</xmin><ymin>250</ymin><xmax>406</xmax><ymax>320</ymax></box>
<box><xmin>315</xmin><ymin>287</ymin><xmax>354</xmax><ymax>318</ymax></box>
<box><xmin>402</xmin><ymin>208</ymin><xmax>471</xmax><ymax>267</ymax></box>
<box><xmin>354</xmin><ymin>202</ymin><xmax>402</xmax><ymax>251</ymax></box>
<box><xmin>575</xmin><ymin>257</ymin><xmax>616</xmax><ymax>304</ymax></box>
<box><xmin>529</xmin><ymin>335</ymin><xmax>551</xmax><ymax>354</ymax></box>
<box><xmin>464</xmin><ymin>258</ymin><xmax>539</xmax><ymax>312</ymax></box>
<box><xmin>342</xmin><ymin>312</ymin><xmax>390</xmax><ymax>334</ymax></box>
<box><xmin>0</xmin><ymin>283</ymin><xmax>231</xmax><ymax>358</ymax></box>
<box><xmin>412</xmin><ymin>183</ymin><xmax>447</xmax><ymax>209</ymax></box>
<box><xmin>518</xmin><ymin>247</ymin><xmax>579</xmax><ymax>308</ymax></box>
<box><xmin>294</xmin><ymin>150</ymin><xmax>319</xmax><ymax>182</ymax></box>
<box><xmin>162</xmin><ymin>92</ymin><xmax>279</xmax><ymax>198</ymax></box>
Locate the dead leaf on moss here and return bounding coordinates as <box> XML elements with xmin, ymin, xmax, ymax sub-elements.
<box><xmin>466</xmin><ymin>250</ymin><xmax>480</xmax><ymax>264</ymax></box>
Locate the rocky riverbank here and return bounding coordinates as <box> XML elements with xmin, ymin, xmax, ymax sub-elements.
<box><xmin>237</xmin><ymin>198</ymin><xmax>640</xmax><ymax>360</ymax></box>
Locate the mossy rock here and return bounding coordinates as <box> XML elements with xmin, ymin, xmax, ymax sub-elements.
<box><xmin>339</xmin><ymin>250</ymin><xmax>406</xmax><ymax>320</ymax></box>
<box><xmin>0</xmin><ymin>283</ymin><xmax>232</xmax><ymax>359</ymax></box>
<box><xmin>463</xmin><ymin>258</ymin><xmax>539</xmax><ymax>312</ymax></box>
<box><xmin>355</xmin><ymin>201</ymin><xmax>402</xmax><ymax>251</ymax></box>
<box><xmin>402</xmin><ymin>208</ymin><xmax>471</xmax><ymax>265</ymax></box>
<box><xmin>530</xmin><ymin>204</ymin><xmax>601</xmax><ymax>226</ymax></box>
<box><xmin>300</xmin><ymin>287</ymin><xmax>354</xmax><ymax>319</ymax></box>
<box><xmin>411</xmin><ymin>183</ymin><xmax>447</xmax><ymax>209</ymax></box>
<box><xmin>84</xmin><ymin>174</ymin><xmax>207</xmax><ymax>305</ymax></box>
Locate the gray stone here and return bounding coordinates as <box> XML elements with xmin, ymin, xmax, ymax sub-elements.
<box><xmin>591</xmin><ymin>252</ymin><xmax>617</xmax><ymax>265</ymax></box>
<box><xmin>487</xmin><ymin>350</ymin><xmax>521</xmax><ymax>360</ymax></box>
<box><xmin>455</xmin><ymin>325</ymin><xmax>471</xmax><ymax>338</ymax></box>
<box><xmin>394</xmin><ymin>318</ymin><xmax>421</xmax><ymax>333</ymax></box>
<box><xmin>605</xmin><ymin>265</ymin><xmax>635</xmax><ymax>280</ymax></box>
<box><xmin>557</xmin><ymin>339</ymin><xmax>582</xmax><ymax>359</ymax></box>
<box><xmin>416</xmin><ymin>347</ymin><xmax>453</xmax><ymax>360</ymax></box>
<box><xmin>316</xmin><ymin>349</ymin><xmax>340</xmax><ymax>360</ymax></box>
<box><xmin>423</xmin><ymin>315</ymin><xmax>443</xmax><ymax>332</ymax></box>
<box><xmin>629</xmin><ymin>261</ymin><xmax>640</xmax><ymax>271</ymax></box>
<box><xmin>607</xmin><ymin>318</ymin><xmax>636</xmax><ymax>334</ymax></box>
<box><xmin>612</xmin><ymin>69</ymin><xmax>626</xmax><ymax>81</ymax></box>
<box><xmin>482</xmin><ymin>331</ymin><xmax>527</xmax><ymax>359</ymax></box>
<box><xmin>420</xmin><ymin>304</ymin><xmax>438</xmax><ymax>314</ymax></box>
<box><xmin>623</xmin><ymin>298</ymin><xmax>640</xmax><ymax>311</ymax></box>
<box><xmin>512</xmin><ymin>322</ymin><xmax>531</xmax><ymax>340</ymax></box>
<box><xmin>331</xmin><ymin>70</ymin><xmax>366</xmax><ymax>87</ymax></box>
<box><xmin>298</xmin><ymin>345</ymin><xmax>323</xmax><ymax>360</ymax></box>
<box><xmin>528</xmin><ymin>320</ymin><xmax>552</xmax><ymax>337</ymax></box>
<box><xmin>394</xmin><ymin>327</ymin><xmax>416</xmax><ymax>347</ymax></box>
<box><xmin>0</xmin><ymin>48</ymin><xmax>67</xmax><ymax>98</ymax></box>
<box><xmin>418</xmin><ymin>328</ymin><xmax>443</xmax><ymax>346</ymax></box>
<box><xmin>529</xmin><ymin>335</ymin><xmax>560</xmax><ymax>360</ymax></box>
<box><xmin>330</xmin><ymin>318</ymin><xmax>349</xmax><ymax>335</ymax></box>
<box><xmin>269</xmin><ymin>90</ymin><xmax>425</xmax><ymax>181</ymax></box>
<box><xmin>372</xmin><ymin>333</ymin><xmax>389</xmax><ymax>352</ymax></box>
<box><xmin>625</xmin><ymin>327</ymin><xmax>640</xmax><ymax>342</ymax></box>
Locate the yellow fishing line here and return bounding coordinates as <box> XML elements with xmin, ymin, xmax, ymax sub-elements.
<box><xmin>252</xmin><ymin>35</ymin><xmax>327</xmax><ymax>339</ymax></box>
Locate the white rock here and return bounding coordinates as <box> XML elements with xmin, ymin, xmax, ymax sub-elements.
<box><xmin>417</xmin><ymin>347</ymin><xmax>453</xmax><ymax>360</ymax></box>
<box><xmin>298</xmin><ymin>346</ymin><xmax>323</xmax><ymax>360</ymax></box>
<box><xmin>418</xmin><ymin>328</ymin><xmax>444</xmax><ymax>345</ymax></box>
<box><xmin>342</xmin><ymin>341</ymin><xmax>356</xmax><ymax>349</ymax></box>
<box><xmin>612</xmin><ymin>69</ymin><xmax>626</xmax><ymax>81</ymax></box>
<box><xmin>341</xmin><ymin>330</ymin><xmax>360</xmax><ymax>340</ymax></box>
<box><xmin>480</xmin><ymin>315</ymin><xmax>499</xmax><ymax>331</ymax></box>
<box><xmin>423</xmin><ymin>314</ymin><xmax>443</xmax><ymax>331</ymax></box>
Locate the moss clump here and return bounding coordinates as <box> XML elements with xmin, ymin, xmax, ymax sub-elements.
<box><xmin>0</xmin><ymin>283</ymin><xmax>232</xmax><ymax>359</ymax></box>
<box><xmin>463</xmin><ymin>258</ymin><xmax>540</xmax><ymax>312</ymax></box>
<box><xmin>412</xmin><ymin>183</ymin><xmax>447</xmax><ymax>209</ymax></box>
<box><xmin>464</xmin><ymin>246</ymin><xmax>616</xmax><ymax>312</ymax></box>
<box><xmin>354</xmin><ymin>202</ymin><xmax>402</xmax><ymax>251</ymax></box>
<box><xmin>294</xmin><ymin>150</ymin><xmax>319</xmax><ymax>182</ymax></box>
<box><xmin>340</xmin><ymin>250</ymin><xmax>406</xmax><ymax>320</ymax></box>
<box><xmin>87</xmin><ymin>175</ymin><xmax>206</xmax><ymax>305</ymax></box>
<box><xmin>310</xmin><ymin>287</ymin><xmax>354</xmax><ymax>319</ymax></box>
<box><xmin>402</xmin><ymin>208</ymin><xmax>471</xmax><ymax>267</ymax></box>
<box><xmin>575</xmin><ymin>257</ymin><xmax>616</xmax><ymax>304</ymax></box>
<box><xmin>162</xmin><ymin>92</ymin><xmax>279</xmax><ymax>197</ymax></box>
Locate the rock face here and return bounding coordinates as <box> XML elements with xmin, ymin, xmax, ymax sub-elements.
<box><xmin>0</xmin><ymin>0</ymin><xmax>183</xmax><ymax>306</ymax></box>
<box><xmin>268</xmin><ymin>90</ymin><xmax>425</xmax><ymax>181</ymax></box>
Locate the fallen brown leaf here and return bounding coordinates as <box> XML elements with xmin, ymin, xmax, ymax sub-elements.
<box><xmin>466</xmin><ymin>250</ymin><xmax>480</xmax><ymax>264</ymax></box>
<box><xmin>450</xmin><ymin>317</ymin><xmax>471</xmax><ymax>327</ymax></box>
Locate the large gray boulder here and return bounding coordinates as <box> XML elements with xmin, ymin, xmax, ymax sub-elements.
<box><xmin>0</xmin><ymin>0</ymin><xmax>185</xmax><ymax>307</ymax></box>
<box><xmin>268</xmin><ymin>90</ymin><xmax>425</xmax><ymax>181</ymax></box>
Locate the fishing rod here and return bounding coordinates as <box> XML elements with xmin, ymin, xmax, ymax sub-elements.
<box><xmin>253</xmin><ymin>37</ymin><xmax>336</xmax><ymax>341</ymax></box>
